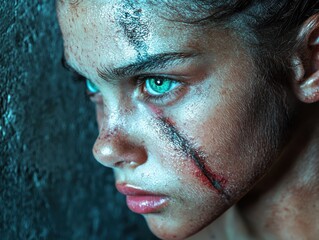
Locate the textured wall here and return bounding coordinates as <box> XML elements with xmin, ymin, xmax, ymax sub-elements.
<box><xmin>0</xmin><ymin>1</ymin><xmax>156</xmax><ymax>239</ymax></box>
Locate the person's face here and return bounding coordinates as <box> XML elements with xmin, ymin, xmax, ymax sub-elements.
<box><xmin>57</xmin><ymin>1</ymin><xmax>287</xmax><ymax>239</ymax></box>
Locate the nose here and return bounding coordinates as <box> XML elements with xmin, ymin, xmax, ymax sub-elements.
<box><xmin>93</xmin><ymin>126</ymin><xmax>148</xmax><ymax>169</ymax></box>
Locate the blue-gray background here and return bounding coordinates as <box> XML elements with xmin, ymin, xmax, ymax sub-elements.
<box><xmin>0</xmin><ymin>1</ymin><xmax>157</xmax><ymax>239</ymax></box>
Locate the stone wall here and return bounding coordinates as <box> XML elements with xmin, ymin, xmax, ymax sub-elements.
<box><xmin>0</xmin><ymin>1</ymin><xmax>156</xmax><ymax>239</ymax></box>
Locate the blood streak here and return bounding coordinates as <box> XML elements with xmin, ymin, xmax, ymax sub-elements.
<box><xmin>157</xmin><ymin>116</ymin><xmax>230</xmax><ymax>201</ymax></box>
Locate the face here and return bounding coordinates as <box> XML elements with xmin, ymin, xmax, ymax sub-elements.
<box><xmin>57</xmin><ymin>1</ymin><xmax>288</xmax><ymax>239</ymax></box>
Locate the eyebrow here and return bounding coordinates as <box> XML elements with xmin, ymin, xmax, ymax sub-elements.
<box><xmin>97</xmin><ymin>52</ymin><xmax>200</xmax><ymax>82</ymax></box>
<box><xmin>62</xmin><ymin>52</ymin><xmax>200</xmax><ymax>82</ymax></box>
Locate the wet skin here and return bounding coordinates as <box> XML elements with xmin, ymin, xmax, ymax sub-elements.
<box><xmin>57</xmin><ymin>1</ymin><xmax>292</xmax><ymax>239</ymax></box>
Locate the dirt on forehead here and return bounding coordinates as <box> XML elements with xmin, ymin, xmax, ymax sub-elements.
<box><xmin>115</xmin><ymin>0</ymin><xmax>150</xmax><ymax>58</ymax></box>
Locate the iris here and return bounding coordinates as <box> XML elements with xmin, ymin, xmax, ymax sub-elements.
<box><xmin>145</xmin><ymin>77</ymin><xmax>178</xmax><ymax>96</ymax></box>
<box><xmin>86</xmin><ymin>79</ymin><xmax>100</xmax><ymax>94</ymax></box>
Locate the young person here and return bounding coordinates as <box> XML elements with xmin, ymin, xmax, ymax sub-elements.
<box><xmin>57</xmin><ymin>1</ymin><xmax>319</xmax><ymax>239</ymax></box>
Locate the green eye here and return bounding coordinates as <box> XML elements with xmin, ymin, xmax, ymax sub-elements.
<box><xmin>145</xmin><ymin>77</ymin><xmax>179</xmax><ymax>96</ymax></box>
<box><xmin>86</xmin><ymin>79</ymin><xmax>100</xmax><ymax>94</ymax></box>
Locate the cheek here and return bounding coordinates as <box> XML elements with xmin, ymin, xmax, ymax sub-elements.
<box><xmin>163</xmin><ymin>81</ymin><xmax>279</xmax><ymax>203</ymax></box>
<box><xmin>205</xmin><ymin>106</ymin><xmax>278</xmax><ymax>198</ymax></box>
<box><xmin>191</xmin><ymin>160</ymin><xmax>228</xmax><ymax>192</ymax></box>
<box><xmin>148</xmin><ymin>104</ymin><xmax>229</xmax><ymax>199</ymax></box>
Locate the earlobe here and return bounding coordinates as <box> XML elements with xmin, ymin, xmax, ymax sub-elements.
<box><xmin>292</xmin><ymin>14</ymin><xmax>319</xmax><ymax>103</ymax></box>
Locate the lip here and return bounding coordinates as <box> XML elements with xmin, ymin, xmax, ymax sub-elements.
<box><xmin>116</xmin><ymin>183</ymin><xmax>169</xmax><ymax>214</ymax></box>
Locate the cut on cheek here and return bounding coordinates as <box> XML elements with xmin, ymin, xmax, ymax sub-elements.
<box><xmin>149</xmin><ymin>103</ymin><xmax>230</xmax><ymax>201</ymax></box>
<box><xmin>190</xmin><ymin>158</ymin><xmax>228</xmax><ymax>196</ymax></box>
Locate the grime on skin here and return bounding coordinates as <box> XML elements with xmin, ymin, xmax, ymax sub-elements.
<box><xmin>115</xmin><ymin>0</ymin><xmax>150</xmax><ymax>59</ymax></box>
<box><xmin>57</xmin><ymin>1</ymin><xmax>278</xmax><ymax>239</ymax></box>
<box><xmin>111</xmin><ymin>0</ymin><xmax>230</xmax><ymax>198</ymax></box>
<box><xmin>156</xmin><ymin>116</ymin><xmax>230</xmax><ymax>201</ymax></box>
<box><xmin>57</xmin><ymin>1</ymin><xmax>319</xmax><ymax>239</ymax></box>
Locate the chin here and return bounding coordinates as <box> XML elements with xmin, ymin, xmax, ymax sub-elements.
<box><xmin>143</xmin><ymin>214</ymin><xmax>205</xmax><ymax>240</ymax></box>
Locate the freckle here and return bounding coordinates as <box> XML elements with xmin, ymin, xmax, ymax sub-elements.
<box><xmin>93</xmin><ymin>147</ymin><xmax>98</xmax><ymax>154</ymax></box>
<box><xmin>220</xmin><ymin>87</ymin><xmax>230</xmax><ymax>97</ymax></box>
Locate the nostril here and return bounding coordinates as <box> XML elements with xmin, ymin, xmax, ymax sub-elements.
<box><xmin>114</xmin><ymin>161</ymin><xmax>124</xmax><ymax>168</ymax></box>
<box><xmin>114</xmin><ymin>160</ymin><xmax>139</xmax><ymax>168</ymax></box>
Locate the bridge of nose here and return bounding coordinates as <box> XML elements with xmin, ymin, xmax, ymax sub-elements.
<box><xmin>93</xmin><ymin>98</ymin><xmax>151</xmax><ymax>169</ymax></box>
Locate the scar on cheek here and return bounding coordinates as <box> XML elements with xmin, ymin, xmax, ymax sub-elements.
<box><xmin>156</xmin><ymin>114</ymin><xmax>230</xmax><ymax>201</ymax></box>
<box><xmin>115</xmin><ymin>0</ymin><xmax>150</xmax><ymax>58</ymax></box>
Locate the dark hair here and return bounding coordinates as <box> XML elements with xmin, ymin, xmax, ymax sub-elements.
<box><xmin>197</xmin><ymin>1</ymin><xmax>319</xmax><ymax>53</ymax></box>
<box><xmin>163</xmin><ymin>0</ymin><xmax>319</xmax><ymax>87</ymax></box>
<box><xmin>164</xmin><ymin>0</ymin><xmax>319</xmax><ymax>142</ymax></box>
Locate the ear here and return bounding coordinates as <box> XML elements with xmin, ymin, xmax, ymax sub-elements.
<box><xmin>292</xmin><ymin>14</ymin><xmax>319</xmax><ymax>103</ymax></box>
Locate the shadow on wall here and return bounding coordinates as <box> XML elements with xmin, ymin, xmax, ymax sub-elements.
<box><xmin>0</xmin><ymin>1</ymin><xmax>157</xmax><ymax>239</ymax></box>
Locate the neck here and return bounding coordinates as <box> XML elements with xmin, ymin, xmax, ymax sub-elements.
<box><xmin>239</xmin><ymin>104</ymin><xmax>319</xmax><ymax>240</ymax></box>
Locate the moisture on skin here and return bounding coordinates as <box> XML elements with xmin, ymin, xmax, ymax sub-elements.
<box><xmin>115</xmin><ymin>0</ymin><xmax>150</xmax><ymax>59</ymax></box>
<box><xmin>157</xmin><ymin>116</ymin><xmax>230</xmax><ymax>202</ymax></box>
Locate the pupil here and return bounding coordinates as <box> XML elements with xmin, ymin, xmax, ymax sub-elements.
<box><xmin>155</xmin><ymin>79</ymin><xmax>163</xmax><ymax>86</ymax></box>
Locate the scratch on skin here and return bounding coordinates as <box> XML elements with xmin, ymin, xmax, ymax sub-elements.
<box><xmin>158</xmin><ymin>117</ymin><xmax>231</xmax><ymax>202</ymax></box>
<box><xmin>116</xmin><ymin>0</ymin><xmax>150</xmax><ymax>59</ymax></box>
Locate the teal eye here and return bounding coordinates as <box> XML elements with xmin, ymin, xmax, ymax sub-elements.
<box><xmin>145</xmin><ymin>78</ymin><xmax>179</xmax><ymax>96</ymax></box>
<box><xmin>86</xmin><ymin>79</ymin><xmax>100</xmax><ymax>94</ymax></box>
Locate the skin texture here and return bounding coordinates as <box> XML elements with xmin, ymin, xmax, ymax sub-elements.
<box><xmin>156</xmin><ymin>116</ymin><xmax>230</xmax><ymax>200</ymax></box>
<box><xmin>115</xmin><ymin>0</ymin><xmax>149</xmax><ymax>58</ymax></box>
<box><xmin>57</xmin><ymin>1</ymin><xmax>319</xmax><ymax>239</ymax></box>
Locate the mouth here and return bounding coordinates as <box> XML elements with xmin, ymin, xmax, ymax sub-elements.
<box><xmin>116</xmin><ymin>183</ymin><xmax>169</xmax><ymax>214</ymax></box>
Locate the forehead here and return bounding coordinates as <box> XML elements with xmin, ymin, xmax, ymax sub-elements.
<box><xmin>57</xmin><ymin>0</ymin><xmax>192</xmax><ymax>46</ymax></box>
<box><xmin>57</xmin><ymin>0</ymin><xmax>237</xmax><ymax>79</ymax></box>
